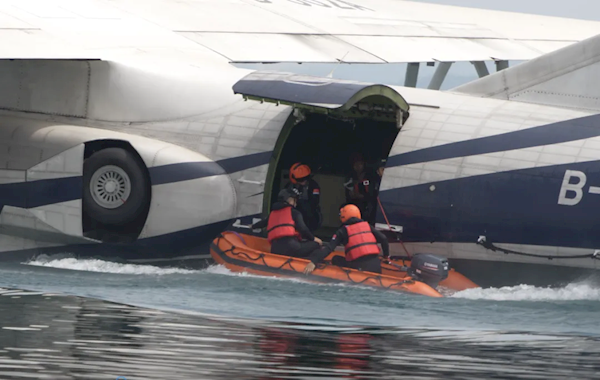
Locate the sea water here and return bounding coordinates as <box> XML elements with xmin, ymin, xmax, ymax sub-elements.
<box><xmin>0</xmin><ymin>256</ymin><xmax>598</xmax><ymax>379</ymax></box>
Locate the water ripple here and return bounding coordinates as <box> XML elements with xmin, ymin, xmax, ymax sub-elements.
<box><xmin>0</xmin><ymin>288</ymin><xmax>599</xmax><ymax>379</ymax></box>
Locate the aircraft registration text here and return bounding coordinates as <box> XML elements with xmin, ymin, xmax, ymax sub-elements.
<box><xmin>558</xmin><ymin>170</ymin><xmax>600</xmax><ymax>206</ymax></box>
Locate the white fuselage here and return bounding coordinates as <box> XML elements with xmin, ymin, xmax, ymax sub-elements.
<box><xmin>0</xmin><ymin>58</ymin><xmax>598</xmax><ymax>287</ymax></box>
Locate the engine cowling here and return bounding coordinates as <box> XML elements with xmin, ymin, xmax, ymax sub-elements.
<box><xmin>408</xmin><ymin>253</ymin><xmax>449</xmax><ymax>289</ymax></box>
<box><xmin>81</xmin><ymin>140</ymin><xmax>238</xmax><ymax>244</ymax></box>
<box><xmin>7</xmin><ymin>121</ymin><xmax>237</xmax><ymax>246</ymax></box>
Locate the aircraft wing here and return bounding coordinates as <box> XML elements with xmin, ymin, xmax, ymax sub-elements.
<box><xmin>2</xmin><ymin>0</ymin><xmax>600</xmax><ymax>63</ymax></box>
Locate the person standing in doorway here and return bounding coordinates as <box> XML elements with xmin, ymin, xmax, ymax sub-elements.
<box><xmin>343</xmin><ymin>153</ymin><xmax>377</xmax><ymax>224</ymax></box>
<box><xmin>286</xmin><ymin>162</ymin><xmax>323</xmax><ymax>233</ymax></box>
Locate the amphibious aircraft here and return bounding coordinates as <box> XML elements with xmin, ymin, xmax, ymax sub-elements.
<box><xmin>2</xmin><ymin>0</ymin><xmax>600</xmax><ymax>287</ymax></box>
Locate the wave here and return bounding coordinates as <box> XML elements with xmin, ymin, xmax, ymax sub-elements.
<box><xmin>23</xmin><ymin>255</ymin><xmax>199</xmax><ymax>275</ymax></box>
<box><xmin>452</xmin><ymin>282</ymin><xmax>600</xmax><ymax>302</ymax></box>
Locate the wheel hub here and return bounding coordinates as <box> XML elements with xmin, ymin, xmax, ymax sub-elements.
<box><xmin>104</xmin><ymin>180</ymin><xmax>117</xmax><ymax>193</ymax></box>
<box><xmin>90</xmin><ymin>165</ymin><xmax>132</xmax><ymax>209</ymax></box>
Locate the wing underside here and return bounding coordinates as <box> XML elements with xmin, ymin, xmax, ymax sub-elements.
<box><xmin>1</xmin><ymin>0</ymin><xmax>600</xmax><ymax>64</ymax></box>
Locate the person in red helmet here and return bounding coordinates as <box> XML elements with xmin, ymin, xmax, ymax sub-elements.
<box><xmin>285</xmin><ymin>162</ymin><xmax>322</xmax><ymax>233</ymax></box>
<box><xmin>304</xmin><ymin>204</ymin><xmax>389</xmax><ymax>275</ymax></box>
<box><xmin>251</xmin><ymin>186</ymin><xmax>322</xmax><ymax>258</ymax></box>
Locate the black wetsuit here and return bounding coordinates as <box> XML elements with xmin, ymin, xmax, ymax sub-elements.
<box><xmin>309</xmin><ymin>217</ymin><xmax>389</xmax><ymax>273</ymax></box>
<box><xmin>344</xmin><ymin>171</ymin><xmax>379</xmax><ymax>224</ymax></box>
<box><xmin>286</xmin><ymin>179</ymin><xmax>322</xmax><ymax>232</ymax></box>
<box><xmin>252</xmin><ymin>202</ymin><xmax>320</xmax><ymax>258</ymax></box>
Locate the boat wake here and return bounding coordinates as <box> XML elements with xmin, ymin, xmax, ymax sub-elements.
<box><xmin>23</xmin><ymin>255</ymin><xmax>200</xmax><ymax>275</ymax></box>
<box><xmin>452</xmin><ymin>282</ymin><xmax>600</xmax><ymax>302</ymax></box>
<box><xmin>203</xmin><ymin>264</ymin><xmax>310</xmax><ymax>283</ymax></box>
<box><xmin>21</xmin><ymin>256</ymin><xmax>365</xmax><ymax>289</ymax></box>
<box><xmin>22</xmin><ymin>256</ymin><xmax>310</xmax><ymax>283</ymax></box>
<box><xmin>21</xmin><ymin>257</ymin><xmax>600</xmax><ymax>302</ymax></box>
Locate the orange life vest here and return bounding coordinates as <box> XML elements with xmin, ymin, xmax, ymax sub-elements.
<box><xmin>344</xmin><ymin>221</ymin><xmax>380</xmax><ymax>261</ymax></box>
<box><xmin>267</xmin><ymin>206</ymin><xmax>300</xmax><ymax>243</ymax></box>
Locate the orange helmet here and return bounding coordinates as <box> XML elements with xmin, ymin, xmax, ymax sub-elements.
<box><xmin>289</xmin><ymin>162</ymin><xmax>311</xmax><ymax>184</ymax></box>
<box><xmin>340</xmin><ymin>204</ymin><xmax>361</xmax><ymax>223</ymax></box>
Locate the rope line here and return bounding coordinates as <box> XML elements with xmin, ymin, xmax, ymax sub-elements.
<box><xmin>377</xmin><ymin>196</ymin><xmax>411</xmax><ymax>261</ymax></box>
<box><xmin>476</xmin><ymin>237</ymin><xmax>600</xmax><ymax>261</ymax></box>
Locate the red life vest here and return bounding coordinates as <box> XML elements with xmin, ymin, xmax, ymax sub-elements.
<box><xmin>343</xmin><ymin>221</ymin><xmax>380</xmax><ymax>261</ymax></box>
<box><xmin>267</xmin><ymin>206</ymin><xmax>300</xmax><ymax>243</ymax></box>
<box><xmin>354</xmin><ymin>179</ymin><xmax>370</xmax><ymax>195</ymax></box>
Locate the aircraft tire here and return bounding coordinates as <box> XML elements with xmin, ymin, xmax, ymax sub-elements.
<box><xmin>83</xmin><ymin>147</ymin><xmax>150</xmax><ymax>226</ymax></box>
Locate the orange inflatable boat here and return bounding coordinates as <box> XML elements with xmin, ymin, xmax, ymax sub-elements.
<box><xmin>210</xmin><ymin>231</ymin><xmax>478</xmax><ymax>298</ymax></box>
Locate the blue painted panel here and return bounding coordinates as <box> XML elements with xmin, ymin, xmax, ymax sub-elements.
<box><xmin>217</xmin><ymin>151</ymin><xmax>272</xmax><ymax>174</ymax></box>
<box><xmin>0</xmin><ymin>218</ymin><xmax>238</xmax><ymax>264</ymax></box>
<box><xmin>379</xmin><ymin>160</ymin><xmax>600</xmax><ymax>249</ymax></box>
<box><xmin>232</xmin><ymin>72</ymin><xmax>386</xmax><ymax>108</ymax></box>
<box><xmin>147</xmin><ymin>151</ymin><xmax>272</xmax><ymax>186</ymax></box>
<box><xmin>387</xmin><ymin>114</ymin><xmax>600</xmax><ymax>167</ymax></box>
<box><xmin>0</xmin><ymin>177</ymin><xmax>81</xmax><ymax>209</ymax></box>
<box><xmin>135</xmin><ymin>218</ymin><xmax>234</xmax><ymax>254</ymax></box>
<box><xmin>27</xmin><ymin>176</ymin><xmax>82</xmax><ymax>208</ymax></box>
<box><xmin>148</xmin><ymin>161</ymin><xmax>224</xmax><ymax>186</ymax></box>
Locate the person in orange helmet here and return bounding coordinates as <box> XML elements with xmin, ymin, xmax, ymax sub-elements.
<box><xmin>285</xmin><ymin>162</ymin><xmax>322</xmax><ymax>233</ymax></box>
<box><xmin>304</xmin><ymin>204</ymin><xmax>389</xmax><ymax>275</ymax></box>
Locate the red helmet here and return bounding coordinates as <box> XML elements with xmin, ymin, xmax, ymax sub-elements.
<box><xmin>289</xmin><ymin>162</ymin><xmax>311</xmax><ymax>184</ymax></box>
<box><xmin>340</xmin><ymin>204</ymin><xmax>361</xmax><ymax>223</ymax></box>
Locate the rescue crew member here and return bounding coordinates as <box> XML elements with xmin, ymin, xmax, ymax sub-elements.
<box><xmin>303</xmin><ymin>204</ymin><xmax>389</xmax><ymax>274</ymax></box>
<box><xmin>343</xmin><ymin>153</ymin><xmax>379</xmax><ymax>224</ymax></box>
<box><xmin>251</xmin><ymin>187</ymin><xmax>322</xmax><ymax>258</ymax></box>
<box><xmin>286</xmin><ymin>162</ymin><xmax>322</xmax><ymax>232</ymax></box>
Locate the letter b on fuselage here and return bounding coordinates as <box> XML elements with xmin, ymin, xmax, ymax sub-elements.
<box><xmin>558</xmin><ymin>170</ymin><xmax>586</xmax><ymax>206</ymax></box>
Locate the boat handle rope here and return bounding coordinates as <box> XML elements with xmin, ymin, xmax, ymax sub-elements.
<box><xmin>216</xmin><ymin>235</ymin><xmax>416</xmax><ymax>290</ymax></box>
<box><xmin>476</xmin><ymin>236</ymin><xmax>600</xmax><ymax>260</ymax></box>
<box><xmin>377</xmin><ymin>196</ymin><xmax>412</xmax><ymax>262</ymax></box>
<box><xmin>217</xmin><ymin>238</ymin><xmax>300</xmax><ymax>272</ymax></box>
<box><xmin>230</xmin><ymin>231</ymin><xmax>248</xmax><ymax>246</ymax></box>
<box><xmin>381</xmin><ymin>258</ymin><xmax>408</xmax><ymax>272</ymax></box>
<box><xmin>335</xmin><ymin>265</ymin><xmax>415</xmax><ymax>289</ymax></box>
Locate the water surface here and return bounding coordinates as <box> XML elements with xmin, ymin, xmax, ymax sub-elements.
<box><xmin>0</xmin><ymin>256</ymin><xmax>598</xmax><ymax>379</ymax></box>
<box><xmin>1</xmin><ymin>289</ymin><xmax>599</xmax><ymax>380</ymax></box>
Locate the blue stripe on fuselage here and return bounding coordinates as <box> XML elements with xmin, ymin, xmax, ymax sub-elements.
<box><xmin>148</xmin><ymin>151</ymin><xmax>272</xmax><ymax>185</ymax></box>
<box><xmin>378</xmin><ymin>160</ymin><xmax>600</xmax><ymax>249</ymax></box>
<box><xmin>387</xmin><ymin>114</ymin><xmax>600</xmax><ymax>168</ymax></box>
<box><xmin>0</xmin><ymin>151</ymin><xmax>272</xmax><ymax>209</ymax></box>
<box><xmin>0</xmin><ymin>176</ymin><xmax>82</xmax><ymax>209</ymax></box>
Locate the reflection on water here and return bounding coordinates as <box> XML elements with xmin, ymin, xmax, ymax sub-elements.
<box><xmin>0</xmin><ymin>287</ymin><xmax>599</xmax><ymax>379</ymax></box>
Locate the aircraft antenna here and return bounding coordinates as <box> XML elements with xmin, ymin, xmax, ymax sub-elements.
<box><xmin>327</xmin><ymin>51</ymin><xmax>349</xmax><ymax>78</ymax></box>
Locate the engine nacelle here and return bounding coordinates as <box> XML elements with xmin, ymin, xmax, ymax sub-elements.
<box><xmin>81</xmin><ymin>139</ymin><xmax>238</xmax><ymax>244</ymax></box>
<box><xmin>25</xmin><ymin>142</ymin><xmax>86</xmax><ymax>239</ymax></box>
<box><xmin>0</xmin><ymin>120</ymin><xmax>238</xmax><ymax>248</ymax></box>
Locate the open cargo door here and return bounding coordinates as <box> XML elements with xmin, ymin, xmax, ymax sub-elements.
<box><xmin>232</xmin><ymin>71</ymin><xmax>410</xmax><ymax>123</ymax></box>
<box><xmin>232</xmin><ymin>71</ymin><xmax>410</xmax><ymax>237</ymax></box>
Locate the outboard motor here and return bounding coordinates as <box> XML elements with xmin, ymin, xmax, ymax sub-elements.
<box><xmin>407</xmin><ymin>253</ymin><xmax>449</xmax><ymax>289</ymax></box>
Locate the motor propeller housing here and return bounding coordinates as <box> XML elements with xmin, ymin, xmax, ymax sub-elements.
<box><xmin>408</xmin><ymin>253</ymin><xmax>449</xmax><ymax>289</ymax></box>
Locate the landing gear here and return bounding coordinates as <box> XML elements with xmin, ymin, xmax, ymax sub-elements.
<box><xmin>83</xmin><ymin>147</ymin><xmax>150</xmax><ymax>226</ymax></box>
<box><xmin>90</xmin><ymin>165</ymin><xmax>132</xmax><ymax>210</ymax></box>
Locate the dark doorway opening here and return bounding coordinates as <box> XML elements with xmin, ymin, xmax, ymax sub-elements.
<box><xmin>268</xmin><ymin>111</ymin><xmax>401</xmax><ymax>238</ymax></box>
